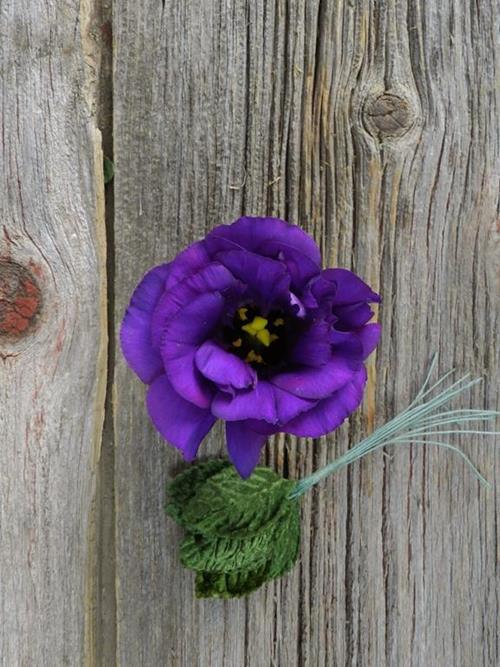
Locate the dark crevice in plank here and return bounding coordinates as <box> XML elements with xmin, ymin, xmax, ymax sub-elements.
<box><xmin>297</xmin><ymin>552</ymin><xmax>305</xmax><ymax>666</ymax></box>
<box><xmin>241</xmin><ymin>2</ymin><xmax>252</xmax><ymax>217</ymax></box>
<box><xmin>282</xmin><ymin>439</ymin><xmax>290</xmax><ymax>479</ymax></box>
<box><xmin>381</xmin><ymin>453</ymin><xmax>390</xmax><ymax>666</ymax></box>
<box><xmin>94</xmin><ymin>171</ymin><xmax>117</xmax><ymax>667</ymax></box>
<box><xmin>85</xmin><ymin>0</ymin><xmax>117</xmax><ymax>664</ymax></box>
<box><xmin>243</xmin><ymin>597</ymin><xmax>250</xmax><ymax>667</ymax></box>
<box><xmin>344</xmin><ymin>436</ymin><xmax>354</xmax><ymax>666</ymax></box>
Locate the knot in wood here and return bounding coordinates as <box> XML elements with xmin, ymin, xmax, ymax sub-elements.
<box><xmin>363</xmin><ymin>93</ymin><xmax>413</xmax><ymax>139</ymax></box>
<box><xmin>0</xmin><ymin>260</ymin><xmax>42</xmax><ymax>339</ymax></box>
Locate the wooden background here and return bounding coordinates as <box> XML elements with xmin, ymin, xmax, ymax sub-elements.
<box><xmin>1</xmin><ymin>0</ymin><xmax>498</xmax><ymax>665</ymax></box>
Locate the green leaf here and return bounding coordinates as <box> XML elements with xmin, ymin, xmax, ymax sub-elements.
<box><xmin>181</xmin><ymin>466</ymin><xmax>297</xmax><ymax>537</ymax></box>
<box><xmin>165</xmin><ymin>459</ymin><xmax>230</xmax><ymax>526</ymax></box>
<box><xmin>166</xmin><ymin>461</ymin><xmax>301</xmax><ymax>598</ymax></box>
<box><xmin>195</xmin><ymin>567</ymin><xmax>269</xmax><ymax>599</ymax></box>
<box><xmin>191</xmin><ymin>502</ymin><xmax>301</xmax><ymax>598</ymax></box>
<box><xmin>265</xmin><ymin>501</ymin><xmax>301</xmax><ymax>579</ymax></box>
<box><xmin>103</xmin><ymin>156</ymin><xmax>114</xmax><ymax>184</ymax></box>
<box><xmin>180</xmin><ymin>530</ymin><xmax>271</xmax><ymax>574</ymax></box>
<box><xmin>180</xmin><ymin>499</ymin><xmax>296</xmax><ymax>574</ymax></box>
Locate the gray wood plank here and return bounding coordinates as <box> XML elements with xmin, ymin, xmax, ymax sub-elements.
<box><xmin>113</xmin><ymin>1</ymin><xmax>499</xmax><ymax>665</ymax></box>
<box><xmin>0</xmin><ymin>2</ymin><xmax>107</xmax><ymax>664</ymax></box>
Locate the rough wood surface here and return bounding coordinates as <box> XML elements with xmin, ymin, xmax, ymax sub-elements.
<box><xmin>113</xmin><ymin>1</ymin><xmax>499</xmax><ymax>666</ymax></box>
<box><xmin>3</xmin><ymin>0</ymin><xmax>499</xmax><ymax>665</ymax></box>
<box><xmin>0</xmin><ymin>1</ymin><xmax>107</xmax><ymax>664</ymax></box>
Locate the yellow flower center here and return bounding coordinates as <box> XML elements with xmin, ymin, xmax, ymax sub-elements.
<box><xmin>225</xmin><ymin>304</ymin><xmax>285</xmax><ymax>368</ymax></box>
<box><xmin>241</xmin><ymin>316</ymin><xmax>275</xmax><ymax>347</ymax></box>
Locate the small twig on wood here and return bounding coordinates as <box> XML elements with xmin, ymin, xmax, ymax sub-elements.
<box><xmin>229</xmin><ymin>169</ymin><xmax>247</xmax><ymax>190</ymax></box>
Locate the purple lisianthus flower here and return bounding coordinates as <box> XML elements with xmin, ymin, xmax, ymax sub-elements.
<box><xmin>121</xmin><ymin>217</ymin><xmax>381</xmax><ymax>478</ymax></box>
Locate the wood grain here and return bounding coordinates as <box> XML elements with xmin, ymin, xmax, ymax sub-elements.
<box><xmin>113</xmin><ymin>1</ymin><xmax>499</xmax><ymax>665</ymax></box>
<box><xmin>3</xmin><ymin>0</ymin><xmax>498</xmax><ymax>664</ymax></box>
<box><xmin>0</xmin><ymin>1</ymin><xmax>107</xmax><ymax>664</ymax></box>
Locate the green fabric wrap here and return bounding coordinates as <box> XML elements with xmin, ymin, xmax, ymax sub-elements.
<box><xmin>165</xmin><ymin>461</ymin><xmax>301</xmax><ymax>599</ymax></box>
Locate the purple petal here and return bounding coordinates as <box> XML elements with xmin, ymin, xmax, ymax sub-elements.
<box><xmin>146</xmin><ymin>375</ymin><xmax>216</xmax><ymax>460</ymax></box>
<box><xmin>164</xmin><ymin>350</ymin><xmax>214</xmax><ymax>408</ymax></box>
<box><xmin>282</xmin><ymin>367</ymin><xmax>367</xmax><ymax>437</ymax></box>
<box><xmin>323</xmin><ymin>268</ymin><xmax>381</xmax><ymax>306</ymax></box>
<box><xmin>161</xmin><ymin>292</ymin><xmax>225</xmax><ymax>407</ymax></box>
<box><xmin>195</xmin><ymin>341</ymin><xmax>256</xmax><ymax>390</ymax></box>
<box><xmin>289</xmin><ymin>292</ymin><xmax>306</xmax><ymax>318</ymax></box>
<box><xmin>357</xmin><ymin>323</ymin><xmax>381</xmax><ymax>358</ymax></box>
<box><xmin>212</xmin><ymin>382</ymin><xmax>277</xmax><ymax>423</ymax></box>
<box><xmin>330</xmin><ymin>329</ymin><xmax>364</xmax><ymax>360</ymax></box>
<box><xmin>308</xmin><ymin>275</ymin><xmax>334</xmax><ymax>304</ymax></box>
<box><xmin>120</xmin><ymin>263</ymin><xmax>170</xmax><ymax>383</ymax></box>
<box><xmin>271</xmin><ymin>356</ymin><xmax>360</xmax><ymax>399</ymax></box>
<box><xmin>206</xmin><ymin>217</ymin><xmax>321</xmax><ymax>293</ymax></box>
<box><xmin>273</xmin><ymin>385</ymin><xmax>317</xmax><ymax>423</ymax></box>
<box><xmin>162</xmin><ymin>292</ymin><xmax>225</xmax><ymax>346</ymax></box>
<box><xmin>212</xmin><ymin>381</ymin><xmax>315</xmax><ymax>424</ymax></box>
<box><xmin>214</xmin><ymin>249</ymin><xmax>290</xmax><ymax>310</ymax></box>
<box><xmin>165</xmin><ymin>241</ymin><xmax>211</xmax><ymax>290</ymax></box>
<box><xmin>226</xmin><ymin>421</ymin><xmax>269</xmax><ymax>478</ymax></box>
<box><xmin>275</xmin><ymin>247</ymin><xmax>320</xmax><ymax>290</ymax></box>
<box><xmin>151</xmin><ymin>263</ymin><xmax>240</xmax><ymax>348</ymax></box>
<box><xmin>206</xmin><ymin>217</ymin><xmax>321</xmax><ymax>265</ymax></box>
<box><xmin>289</xmin><ymin>320</ymin><xmax>332</xmax><ymax>367</ymax></box>
<box><xmin>333</xmin><ymin>302</ymin><xmax>375</xmax><ymax>329</ymax></box>
<box><xmin>243</xmin><ymin>419</ymin><xmax>279</xmax><ymax>435</ymax></box>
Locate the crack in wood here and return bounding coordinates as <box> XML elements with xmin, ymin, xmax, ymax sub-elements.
<box><xmin>79</xmin><ymin>0</ymin><xmax>116</xmax><ymax>666</ymax></box>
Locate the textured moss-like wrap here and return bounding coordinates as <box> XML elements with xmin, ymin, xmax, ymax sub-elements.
<box><xmin>165</xmin><ymin>461</ymin><xmax>301</xmax><ymax>598</ymax></box>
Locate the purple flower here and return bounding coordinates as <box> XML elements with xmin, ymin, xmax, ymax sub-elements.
<box><xmin>121</xmin><ymin>217</ymin><xmax>381</xmax><ymax>478</ymax></box>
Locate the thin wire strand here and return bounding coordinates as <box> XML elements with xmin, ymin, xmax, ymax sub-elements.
<box><xmin>290</xmin><ymin>359</ymin><xmax>498</xmax><ymax>499</ymax></box>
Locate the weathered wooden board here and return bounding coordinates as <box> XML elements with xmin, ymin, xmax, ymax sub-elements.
<box><xmin>0</xmin><ymin>1</ymin><xmax>107</xmax><ymax>664</ymax></box>
<box><xmin>4</xmin><ymin>0</ymin><xmax>498</xmax><ymax>664</ymax></box>
<box><xmin>113</xmin><ymin>0</ymin><xmax>499</xmax><ymax>665</ymax></box>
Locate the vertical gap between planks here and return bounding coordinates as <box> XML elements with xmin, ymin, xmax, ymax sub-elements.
<box><xmin>82</xmin><ymin>0</ymin><xmax>117</xmax><ymax>664</ymax></box>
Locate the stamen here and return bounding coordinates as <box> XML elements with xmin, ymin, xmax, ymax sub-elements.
<box><xmin>226</xmin><ymin>305</ymin><xmax>287</xmax><ymax>368</ymax></box>
<box><xmin>256</xmin><ymin>329</ymin><xmax>271</xmax><ymax>347</ymax></box>
<box><xmin>242</xmin><ymin>316</ymin><xmax>268</xmax><ymax>335</ymax></box>
<box><xmin>242</xmin><ymin>316</ymin><xmax>274</xmax><ymax>348</ymax></box>
<box><xmin>246</xmin><ymin>349</ymin><xmax>264</xmax><ymax>364</ymax></box>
